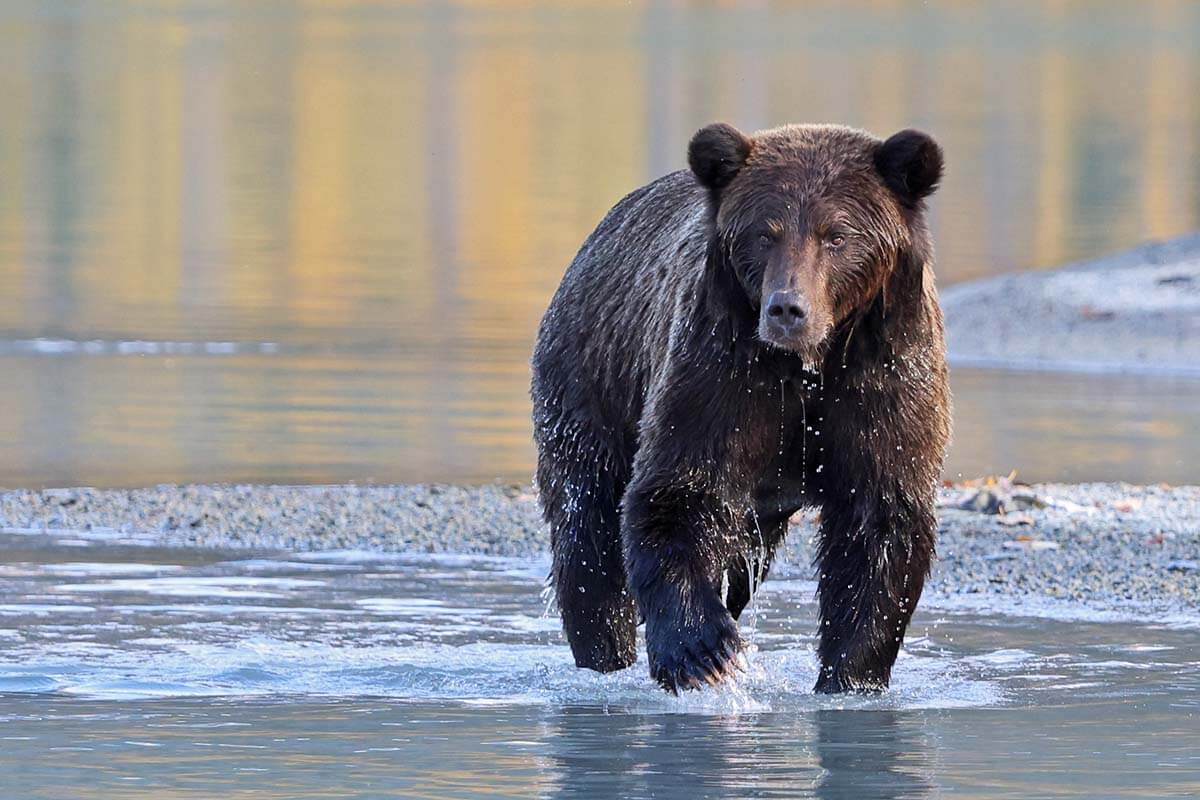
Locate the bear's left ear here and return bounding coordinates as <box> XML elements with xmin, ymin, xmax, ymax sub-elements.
<box><xmin>875</xmin><ymin>129</ymin><xmax>943</xmax><ymax>207</ymax></box>
<box><xmin>688</xmin><ymin>123</ymin><xmax>752</xmax><ymax>192</ymax></box>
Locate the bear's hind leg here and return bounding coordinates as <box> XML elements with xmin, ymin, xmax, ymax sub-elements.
<box><xmin>538</xmin><ymin>440</ymin><xmax>637</xmax><ymax>673</ymax></box>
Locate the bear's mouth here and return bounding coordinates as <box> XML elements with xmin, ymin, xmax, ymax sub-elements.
<box><xmin>758</xmin><ymin>318</ymin><xmax>806</xmax><ymax>348</ymax></box>
<box><xmin>755</xmin><ymin>319</ymin><xmax>828</xmax><ymax>368</ymax></box>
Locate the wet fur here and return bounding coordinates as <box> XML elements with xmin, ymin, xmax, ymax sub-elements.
<box><xmin>532</xmin><ymin>124</ymin><xmax>950</xmax><ymax>693</ymax></box>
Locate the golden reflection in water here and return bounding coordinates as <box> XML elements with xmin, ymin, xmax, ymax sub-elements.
<box><xmin>0</xmin><ymin>1</ymin><xmax>1198</xmax><ymax>488</ymax></box>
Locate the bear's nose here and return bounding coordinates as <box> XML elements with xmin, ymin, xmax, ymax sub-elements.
<box><xmin>765</xmin><ymin>290</ymin><xmax>808</xmax><ymax>329</ymax></box>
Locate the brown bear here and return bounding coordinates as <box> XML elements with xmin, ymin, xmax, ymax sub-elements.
<box><xmin>531</xmin><ymin>122</ymin><xmax>950</xmax><ymax>694</ymax></box>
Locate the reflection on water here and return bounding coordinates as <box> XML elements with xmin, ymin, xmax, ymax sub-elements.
<box><xmin>542</xmin><ymin>708</ymin><xmax>936</xmax><ymax>799</ymax></box>
<box><xmin>948</xmin><ymin>368</ymin><xmax>1199</xmax><ymax>484</ymax></box>
<box><xmin>2</xmin><ymin>351</ymin><xmax>1196</xmax><ymax>487</ymax></box>
<box><xmin>2</xmin><ymin>531</ymin><xmax>1199</xmax><ymax>799</ymax></box>
<box><xmin>813</xmin><ymin>711</ymin><xmax>934</xmax><ymax>800</ymax></box>
<box><xmin>1</xmin><ymin>0</ymin><xmax>1199</xmax><ymax>488</ymax></box>
<box><xmin>7</xmin><ymin>696</ymin><xmax>1197</xmax><ymax>799</ymax></box>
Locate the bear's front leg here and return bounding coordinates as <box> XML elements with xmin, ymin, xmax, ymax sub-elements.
<box><xmin>622</xmin><ymin>481</ymin><xmax>747</xmax><ymax>693</ymax></box>
<box><xmin>812</xmin><ymin>493</ymin><xmax>936</xmax><ymax>693</ymax></box>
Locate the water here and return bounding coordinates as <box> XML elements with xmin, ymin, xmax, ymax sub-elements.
<box><xmin>2</xmin><ymin>0</ymin><xmax>1200</xmax><ymax>488</ymax></box>
<box><xmin>2</xmin><ymin>5</ymin><xmax>1198</xmax><ymax>794</ymax></box>
<box><xmin>2</xmin><ymin>528</ymin><xmax>1198</xmax><ymax>798</ymax></box>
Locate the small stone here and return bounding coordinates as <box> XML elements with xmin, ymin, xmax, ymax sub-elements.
<box><xmin>1002</xmin><ymin>539</ymin><xmax>1059</xmax><ymax>552</ymax></box>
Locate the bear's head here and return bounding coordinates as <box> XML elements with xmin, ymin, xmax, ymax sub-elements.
<box><xmin>688</xmin><ymin>122</ymin><xmax>942</xmax><ymax>365</ymax></box>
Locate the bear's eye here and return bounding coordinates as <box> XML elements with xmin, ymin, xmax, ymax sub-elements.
<box><xmin>756</xmin><ymin>233</ymin><xmax>774</xmax><ymax>250</ymax></box>
<box><xmin>827</xmin><ymin>233</ymin><xmax>847</xmax><ymax>250</ymax></box>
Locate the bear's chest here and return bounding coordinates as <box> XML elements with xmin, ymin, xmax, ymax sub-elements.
<box><xmin>748</xmin><ymin>377</ymin><xmax>825</xmax><ymax>507</ymax></box>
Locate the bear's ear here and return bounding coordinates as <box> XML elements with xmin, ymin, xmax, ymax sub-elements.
<box><xmin>875</xmin><ymin>129</ymin><xmax>943</xmax><ymax>207</ymax></box>
<box><xmin>688</xmin><ymin>123</ymin><xmax>752</xmax><ymax>192</ymax></box>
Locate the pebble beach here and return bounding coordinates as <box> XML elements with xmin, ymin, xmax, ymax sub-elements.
<box><xmin>941</xmin><ymin>233</ymin><xmax>1200</xmax><ymax>376</ymax></box>
<box><xmin>3</xmin><ymin>480</ymin><xmax>1198</xmax><ymax>620</ymax></box>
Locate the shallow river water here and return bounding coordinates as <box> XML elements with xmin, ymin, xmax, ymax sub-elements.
<box><xmin>2</xmin><ymin>528</ymin><xmax>1198</xmax><ymax>799</ymax></box>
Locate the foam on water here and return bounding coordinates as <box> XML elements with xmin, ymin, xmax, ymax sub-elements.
<box><xmin>37</xmin><ymin>563</ymin><xmax>185</xmax><ymax>577</ymax></box>
<box><xmin>0</xmin><ymin>603</ymin><xmax>99</xmax><ymax>615</ymax></box>
<box><xmin>0</xmin><ymin>632</ymin><xmax>1003</xmax><ymax>712</ymax></box>
<box><xmin>923</xmin><ymin>587</ymin><xmax>1200</xmax><ymax>630</ymax></box>
<box><xmin>53</xmin><ymin>576</ymin><xmax>327</xmax><ymax>599</ymax></box>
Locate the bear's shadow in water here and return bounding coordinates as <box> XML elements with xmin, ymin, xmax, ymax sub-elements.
<box><xmin>542</xmin><ymin>705</ymin><xmax>934</xmax><ymax>799</ymax></box>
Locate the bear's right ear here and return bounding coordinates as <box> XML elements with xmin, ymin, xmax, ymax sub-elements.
<box><xmin>875</xmin><ymin>129</ymin><xmax>943</xmax><ymax>207</ymax></box>
<box><xmin>688</xmin><ymin>123</ymin><xmax>752</xmax><ymax>192</ymax></box>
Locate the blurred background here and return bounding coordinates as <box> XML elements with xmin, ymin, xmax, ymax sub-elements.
<box><xmin>1</xmin><ymin>0</ymin><xmax>1198</xmax><ymax>488</ymax></box>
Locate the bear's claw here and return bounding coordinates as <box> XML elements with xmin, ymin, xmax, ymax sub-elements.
<box><xmin>647</xmin><ymin>611</ymin><xmax>745</xmax><ymax>694</ymax></box>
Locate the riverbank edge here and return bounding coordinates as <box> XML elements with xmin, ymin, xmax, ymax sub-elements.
<box><xmin>2</xmin><ymin>481</ymin><xmax>1198</xmax><ymax>623</ymax></box>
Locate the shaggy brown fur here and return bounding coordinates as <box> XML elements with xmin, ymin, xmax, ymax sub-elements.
<box><xmin>531</xmin><ymin>122</ymin><xmax>950</xmax><ymax>694</ymax></box>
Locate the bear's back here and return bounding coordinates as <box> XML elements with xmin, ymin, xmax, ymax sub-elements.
<box><xmin>533</xmin><ymin>169</ymin><xmax>712</xmax><ymax>444</ymax></box>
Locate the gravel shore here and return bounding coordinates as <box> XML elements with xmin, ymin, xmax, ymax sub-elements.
<box><xmin>942</xmin><ymin>232</ymin><xmax>1200</xmax><ymax>375</ymax></box>
<box><xmin>2</xmin><ymin>481</ymin><xmax>1198</xmax><ymax>619</ymax></box>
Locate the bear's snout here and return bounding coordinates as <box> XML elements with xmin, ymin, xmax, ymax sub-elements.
<box><xmin>765</xmin><ymin>290</ymin><xmax>808</xmax><ymax>326</ymax></box>
<box><xmin>760</xmin><ymin>289</ymin><xmax>811</xmax><ymax>346</ymax></box>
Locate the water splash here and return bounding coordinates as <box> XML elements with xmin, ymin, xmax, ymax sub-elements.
<box><xmin>0</xmin><ymin>533</ymin><xmax>1022</xmax><ymax>713</ymax></box>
